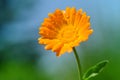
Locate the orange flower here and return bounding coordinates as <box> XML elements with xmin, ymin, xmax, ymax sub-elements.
<box><xmin>38</xmin><ymin>7</ymin><xmax>93</xmax><ymax>56</ymax></box>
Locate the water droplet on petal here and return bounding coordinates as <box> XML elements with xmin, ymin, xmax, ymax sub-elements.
<box><xmin>66</xmin><ymin>16</ymin><xmax>69</xmax><ymax>18</ymax></box>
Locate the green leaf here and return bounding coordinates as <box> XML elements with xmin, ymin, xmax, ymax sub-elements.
<box><xmin>82</xmin><ymin>60</ymin><xmax>109</xmax><ymax>80</ymax></box>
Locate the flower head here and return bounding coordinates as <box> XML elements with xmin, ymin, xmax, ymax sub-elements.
<box><xmin>38</xmin><ymin>7</ymin><xmax>93</xmax><ymax>56</ymax></box>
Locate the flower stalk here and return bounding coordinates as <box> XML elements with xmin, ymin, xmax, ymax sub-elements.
<box><xmin>73</xmin><ymin>47</ymin><xmax>82</xmax><ymax>80</ymax></box>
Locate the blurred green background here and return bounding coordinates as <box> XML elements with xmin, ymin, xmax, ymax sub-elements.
<box><xmin>0</xmin><ymin>0</ymin><xmax>120</xmax><ymax>80</ymax></box>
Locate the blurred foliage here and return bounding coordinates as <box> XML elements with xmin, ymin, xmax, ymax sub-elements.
<box><xmin>0</xmin><ymin>0</ymin><xmax>13</xmax><ymax>24</ymax></box>
<box><xmin>0</xmin><ymin>41</ymin><xmax>38</xmax><ymax>64</ymax></box>
<box><xmin>0</xmin><ymin>62</ymin><xmax>50</xmax><ymax>80</ymax></box>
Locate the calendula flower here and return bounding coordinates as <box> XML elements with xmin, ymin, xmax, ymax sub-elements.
<box><xmin>38</xmin><ymin>7</ymin><xmax>93</xmax><ymax>56</ymax></box>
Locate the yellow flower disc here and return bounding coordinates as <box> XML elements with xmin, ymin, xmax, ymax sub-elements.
<box><xmin>38</xmin><ymin>7</ymin><xmax>93</xmax><ymax>56</ymax></box>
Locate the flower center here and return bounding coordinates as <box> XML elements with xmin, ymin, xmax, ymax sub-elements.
<box><xmin>57</xmin><ymin>24</ymin><xmax>76</xmax><ymax>43</ymax></box>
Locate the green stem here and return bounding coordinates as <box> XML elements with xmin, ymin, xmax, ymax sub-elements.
<box><xmin>73</xmin><ymin>47</ymin><xmax>82</xmax><ymax>80</ymax></box>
